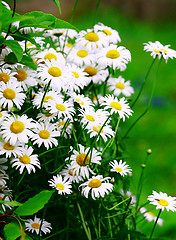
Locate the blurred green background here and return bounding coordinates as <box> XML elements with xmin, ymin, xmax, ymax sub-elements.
<box><xmin>7</xmin><ymin>0</ymin><xmax>176</xmax><ymax>238</ymax></box>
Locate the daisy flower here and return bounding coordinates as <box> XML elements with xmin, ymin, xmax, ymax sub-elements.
<box><xmin>97</xmin><ymin>44</ymin><xmax>131</xmax><ymax>71</ymax></box>
<box><xmin>147</xmin><ymin>190</ymin><xmax>176</xmax><ymax>212</ymax></box>
<box><xmin>11</xmin><ymin>145</ymin><xmax>41</xmax><ymax>174</ymax></box>
<box><xmin>0</xmin><ymin>158</ymin><xmax>8</xmax><ymax>174</ymax></box>
<box><xmin>0</xmin><ymin>110</ymin><xmax>10</xmax><ymax>123</ymax></box>
<box><xmin>31</xmin><ymin>122</ymin><xmax>60</xmax><ymax>150</ymax></box>
<box><xmin>140</xmin><ymin>207</ymin><xmax>164</xmax><ymax>226</ymax></box>
<box><xmin>68</xmin><ymin>144</ymin><xmax>101</xmax><ymax>179</ymax></box>
<box><xmin>109</xmin><ymin>160</ymin><xmax>132</xmax><ymax>177</ymax></box>
<box><xmin>79</xmin><ymin>175</ymin><xmax>113</xmax><ymax>200</ymax></box>
<box><xmin>48</xmin><ymin>174</ymin><xmax>72</xmax><ymax>195</ymax></box>
<box><xmin>101</xmin><ymin>95</ymin><xmax>133</xmax><ymax>121</ymax></box>
<box><xmin>1</xmin><ymin>114</ymin><xmax>35</xmax><ymax>145</ymax></box>
<box><xmin>0</xmin><ymin>67</ymin><xmax>17</xmax><ymax>84</ymax></box>
<box><xmin>0</xmin><ymin>139</ymin><xmax>22</xmax><ymax>158</ymax></box>
<box><xmin>36</xmin><ymin>112</ymin><xmax>56</xmax><ymax>123</ymax></box>
<box><xmin>94</xmin><ymin>22</ymin><xmax>121</xmax><ymax>44</ymax></box>
<box><xmin>144</xmin><ymin>41</ymin><xmax>176</xmax><ymax>63</ymax></box>
<box><xmin>56</xmin><ymin>118</ymin><xmax>72</xmax><ymax>138</ymax></box>
<box><xmin>35</xmin><ymin>48</ymin><xmax>63</xmax><ymax>64</ymax></box>
<box><xmin>119</xmin><ymin>189</ymin><xmax>136</xmax><ymax>207</ymax></box>
<box><xmin>71</xmin><ymin>93</ymin><xmax>93</xmax><ymax>109</ymax></box>
<box><xmin>0</xmin><ymin>193</ymin><xmax>12</xmax><ymax>212</ymax></box>
<box><xmin>0</xmin><ymin>81</ymin><xmax>26</xmax><ymax>110</ymax></box>
<box><xmin>60</xmin><ymin>164</ymin><xmax>83</xmax><ymax>183</ymax></box>
<box><xmin>25</xmin><ymin>216</ymin><xmax>52</xmax><ymax>235</ymax></box>
<box><xmin>107</xmin><ymin>76</ymin><xmax>134</xmax><ymax>97</ymax></box>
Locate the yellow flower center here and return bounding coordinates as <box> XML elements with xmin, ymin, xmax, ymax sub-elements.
<box><xmin>160</xmin><ymin>48</ymin><xmax>168</xmax><ymax>53</ymax></box>
<box><xmin>77</xmin><ymin>50</ymin><xmax>88</xmax><ymax>58</ymax></box>
<box><xmin>115</xmin><ymin>82</ymin><xmax>125</xmax><ymax>90</ymax></box>
<box><xmin>45</xmin><ymin>113</ymin><xmax>53</xmax><ymax>117</ymax></box>
<box><xmin>3</xmin><ymin>89</ymin><xmax>16</xmax><ymax>100</ymax></box>
<box><xmin>93</xmin><ymin>125</ymin><xmax>103</xmax><ymax>133</ymax></box>
<box><xmin>148</xmin><ymin>211</ymin><xmax>156</xmax><ymax>217</ymax></box>
<box><xmin>86</xmin><ymin>115</ymin><xmax>95</xmax><ymax>121</ymax></box>
<box><xmin>157</xmin><ymin>199</ymin><xmax>169</xmax><ymax>206</ymax></box>
<box><xmin>106</xmin><ymin>50</ymin><xmax>120</xmax><ymax>59</ymax></box>
<box><xmin>19</xmin><ymin>155</ymin><xmax>31</xmax><ymax>164</ymax></box>
<box><xmin>88</xmin><ymin>179</ymin><xmax>102</xmax><ymax>188</ymax></box>
<box><xmin>76</xmin><ymin>153</ymin><xmax>90</xmax><ymax>166</ymax></box>
<box><xmin>58</xmin><ymin>121</ymin><xmax>66</xmax><ymax>127</ymax></box>
<box><xmin>0</xmin><ymin>73</ymin><xmax>10</xmax><ymax>83</ymax></box>
<box><xmin>103</xmin><ymin>29</ymin><xmax>112</xmax><ymax>35</ymax></box>
<box><xmin>15</xmin><ymin>70</ymin><xmax>27</xmax><ymax>81</ymax></box>
<box><xmin>110</xmin><ymin>101</ymin><xmax>122</xmax><ymax>110</ymax></box>
<box><xmin>68</xmin><ymin>168</ymin><xmax>77</xmax><ymax>176</ymax></box>
<box><xmin>10</xmin><ymin>121</ymin><xmax>24</xmax><ymax>134</ymax></box>
<box><xmin>31</xmin><ymin>223</ymin><xmax>40</xmax><ymax>229</ymax></box>
<box><xmin>43</xmin><ymin>96</ymin><xmax>53</xmax><ymax>102</ymax></box>
<box><xmin>56</xmin><ymin>104</ymin><xmax>66</xmax><ymax>111</ymax></box>
<box><xmin>26</xmin><ymin>42</ymin><xmax>34</xmax><ymax>47</ymax></box>
<box><xmin>154</xmin><ymin>49</ymin><xmax>160</xmax><ymax>53</ymax></box>
<box><xmin>115</xmin><ymin>167</ymin><xmax>122</xmax><ymax>172</ymax></box>
<box><xmin>48</xmin><ymin>67</ymin><xmax>62</xmax><ymax>77</ymax></box>
<box><xmin>65</xmin><ymin>43</ymin><xmax>73</xmax><ymax>48</ymax></box>
<box><xmin>39</xmin><ymin>130</ymin><xmax>50</xmax><ymax>139</ymax></box>
<box><xmin>76</xmin><ymin>99</ymin><xmax>84</xmax><ymax>105</ymax></box>
<box><xmin>0</xmin><ymin>112</ymin><xmax>2</xmax><ymax>118</ymax></box>
<box><xmin>84</xmin><ymin>66</ymin><xmax>97</xmax><ymax>76</ymax></box>
<box><xmin>85</xmin><ymin>32</ymin><xmax>99</xmax><ymax>42</ymax></box>
<box><xmin>44</xmin><ymin>53</ymin><xmax>57</xmax><ymax>61</ymax></box>
<box><xmin>72</xmin><ymin>71</ymin><xmax>79</xmax><ymax>78</ymax></box>
<box><xmin>3</xmin><ymin>142</ymin><xmax>15</xmax><ymax>150</ymax></box>
<box><xmin>56</xmin><ymin>183</ymin><xmax>64</xmax><ymax>190</ymax></box>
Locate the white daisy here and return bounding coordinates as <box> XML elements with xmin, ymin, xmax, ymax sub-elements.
<box><xmin>31</xmin><ymin>122</ymin><xmax>60</xmax><ymax>150</ymax></box>
<box><xmin>0</xmin><ymin>67</ymin><xmax>17</xmax><ymax>84</ymax></box>
<box><xmin>101</xmin><ymin>95</ymin><xmax>133</xmax><ymax>121</ymax></box>
<box><xmin>0</xmin><ymin>158</ymin><xmax>8</xmax><ymax>174</ymax></box>
<box><xmin>144</xmin><ymin>41</ymin><xmax>176</xmax><ymax>63</ymax></box>
<box><xmin>0</xmin><ymin>139</ymin><xmax>22</xmax><ymax>158</ymax></box>
<box><xmin>60</xmin><ymin>164</ymin><xmax>83</xmax><ymax>183</ymax></box>
<box><xmin>140</xmin><ymin>207</ymin><xmax>164</xmax><ymax>226</ymax></box>
<box><xmin>0</xmin><ymin>81</ymin><xmax>26</xmax><ymax>110</ymax></box>
<box><xmin>79</xmin><ymin>175</ymin><xmax>113</xmax><ymax>200</ymax></box>
<box><xmin>68</xmin><ymin>144</ymin><xmax>101</xmax><ymax>179</ymax></box>
<box><xmin>107</xmin><ymin>76</ymin><xmax>134</xmax><ymax>97</ymax></box>
<box><xmin>56</xmin><ymin>118</ymin><xmax>72</xmax><ymax>138</ymax></box>
<box><xmin>48</xmin><ymin>174</ymin><xmax>72</xmax><ymax>195</ymax></box>
<box><xmin>97</xmin><ymin>44</ymin><xmax>131</xmax><ymax>71</ymax></box>
<box><xmin>0</xmin><ymin>193</ymin><xmax>12</xmax><ymax>212</ymax></box>
<box><xmin>119</xmin><ymin>189</ymin><xmax>136</xmax><ymax>207</ymax></box>
<box><xmin>109</xmin><ymin>159</ymin><xmax>132</xmax><ymax>177</ymax></box>
<box><xmin>11</xmin><ymin>145</ymin><xmax>41</xmax><ymax>174</ymax></box>
<box><xmin>147</xmin><ymin>190</ymin><xmax>176</xmax><ymax>212</ymax></box>
<box><xmin>1</xmin><ymin>114</ymin><xmax>35</xmax><ymax>145</ymax></box>
<box><xmin>25</xmin><ymin>216</ymin><xmax>52</xmax><ymax>235</ymax></box>
<box><xmin>0</xmin><ymin>109</ymin><xmax>10</xmax><ymax>123</ymax></box>
<box><xmin>35</xmin><ymin>48</ymin><xmax>63</xmax><ymax>64</ymax></box>
<box><xmin>36</xmin><ymin>112</ymin><xmax>56</xmax><ymax>123</ymax></box>
<box><xmin>71</xmin><ymin>93</ymin><xmax>93</xmax><ymax>109</ymax></box>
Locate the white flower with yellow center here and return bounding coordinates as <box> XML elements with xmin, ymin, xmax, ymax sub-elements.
<box><xmin>79</xmin><ymin>175</ymin><xmax>113</xmax><ymax>200</ymax></box>
<box><xmin>56</xmin><ymin>118</ymin><xmax>72</xmax><ymax>138</ymax></box>
<box><xmin>97</xmin><ymin>44</ymin><xmax>131</xmax><ymax>71</ymax></box>
<box><xmin>94</xmin><ymin>22</ymin><xmax>121</xmax><ymax>44</ymax></box>
<box><xmin>0</xmin><ymin>110</ymin><xmax>9</xmax><ymax>123</ymax></box>
<box><xmin>66</xmin><ymin>46</ymin><xmax>94</xmax><ymax>67</ymax></box>
<box><xmin>36</xmin><ymin>112</ymin><xmax>56</xmax><ymax>123</ymax></box>
<box><xmin>0</xmin><ymin>139</ymin><xmax>22</xmax><ymax>158</ymax></box>
<box><xmin>31</xmin><ymin>122</ymin><xmax>60</xmax><ymax>150</ymax></box>
<box><xmin>60</xmin><ymin>164</ymin><xmax>83</xmax><ymax>183</ymax></box>
<box><xmin>120</xmin><ymin>189</ymin><xmax>136</xmax><ymax>206</ymax></box>
<box><xmin>13</xmin><ymin>65</ymin><xmax>37</xmax><ymax>91</ymax></box>
<box><xmin>25</xmin><ymin>216</ymin><xmax>52</xmax><ymax>235</ymax></box>
<box><xmin>144</xmin><ymin>41</ymin><xmax>176</xmax><ymax>63</ymax></box>
<box><xmin>0</xmin><ymin>173</ymin><xmax>8</xmax><ymax>188</ymax></box>
<box><xmin>109</xmin><ymin>160</ymin><xmax>132</xmax><ymax>177</ymax></box>
<box><xmin>140</xmin><ymin>207</ymin><xmax>164</xmax><ymax>226</ymax></box>
<box><xmin>48</xmin><ymin>174</ymin><xmax>72</xmax><ymax>195</ymax></box>
<box><xmin>107</xmin><ymin>76</ymin><xmax>134</xmax><ymax>97</ymax></box>
<box><xmin>71</xmin><ymin>93</ymin><xmax>93</xmax><ymax>109</ymax></box>
<box><xmin>1</xmin><ymin>114</ymin><xmax>35</xmax><ymax>145</ymax></box>
<box><xmin>83</xmin><ymin>63</ymin><xmax>109</xmax><ymax>84</ymax></box>
<box><xmin>37</xmin><ymin>59</ymin><xmax>67</xmax><ymax>91</ymax></box>
<box><xmin>36</xmin><ymin>48</ymin><xmax>64</xmax><ymax>64</ymax></box>
<box><xmin>75</xmin><ymin>29</ymin><xmax>108</xmax><ymax>51</ymax></box>
<box><xmin>0</xmin><ymin>81</ymin><xmax>26</xmax><ymax>110</ymax></box>
<box><xmin>86</xmin><ymin>123</ymin><xmax>114</xmax><ymax>142</ymax></box>
<box><xmin>79</xmin><ymin>107</ymin><xmax>104</xmax><ymax>128</ymax></box>
<box><xmin>11</xmin><ymin>145</ymin><xmax>40</xmax><ymax>174</ymax></box>
<box><xmin>101</xmin><ymin>95</ymin><xmax>133</xmax><ymax>121</ymax></box>
<box><xmin>68</xmin><ymin>144</ymin><xmax>101</xmax><ymax>179</ymax></box>
<box><xmin>46</xmin><ymin>97</ymin><xmax>74</xmax><ymax>120</ymax></box>
<box><xmin>147</xmin><ymin>191</ymin><xmax>176</xmax><ymax>212</ymax></box>
<box><xmin>0</xmin><ymin>67</ymin><xmax>17</xmax><ymax>84</ymax></box>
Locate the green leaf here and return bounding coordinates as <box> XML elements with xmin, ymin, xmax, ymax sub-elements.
<box><xmin>0</xmin><ymin>200</ymin><xmax>22</xmax><ymax>207</ymax></box>
<box><xmin>14</xmin><ymin>190</ymin><xmax>54</xmax><ymax>216</ymax></box>
<box><xmin>20</xmin><ymin>55</ymin><xmax>37</xmax><ymax>70</ymax></box>
<box><xmin>13</xmin><ymin>32</ymin><xmax>40</xmax><ymax>48</ymax></box>
<box><xmin>52</xmin><ymin>0</ymin><xmax>61</xmax><ymax>14</ymax></box>
<box><xmin>5</xmin><ymin>52</ymin><xmax>18</xmax><ymax>64</ymax></box>
<box><xmin>3</xmin><ymin>222</ymin><xmax>23</xmax><ymax>240</ymax></box>
<box><xmin>4</xmin><ymin>40</ymin><xmax>23</xmax><ymax>61</ymax></box>
<box><xmin>0</xmin><ymin>34</ymin><xmax>5</xmax><ymax>45</ymax></box>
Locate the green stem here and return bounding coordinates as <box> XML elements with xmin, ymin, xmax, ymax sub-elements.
<box><xmin>123</xmin><ymin>58</ymin><xmax>162</xmax><ymax>140</ymax></box>
<box><xmin>93</xmin><ymin>0</ymin><xmax>101</xmax><ymax>25</ymax></box>
<box><xmin>39</xmin><ymin>80</ymin><xmax>51</xmax><ymax>114</ymax></box>
<box><xmin>70</xmin><ymin>0</ymin><xmax>79</xmax><ymax>24</ymax></box>
<box><xmin>77</xmin><ymin>201</ymin><xmax>92</xmax><ymax>240</ymax></box>
<box><xmin>107</xmin><ymin>212</ymin><xmax>113</xmax><ymax>238</ymax></box>
<box><xmin>17</xmin><ymin>171</ymin><xmax>26</xmax><ymax>187</ymax></box>
<box><xmin>149</xmin><ymin>209</ymin><xmax>162</xmax><ymax>240</ymax></box>
<box><xmin>131</xmin><ymin>58</ymin><xmax>156</xmax><ymax>108</ymax></box>
<box><xmin>38</xmin><ymin>146</ymin><xmax>67</xmax><ymax>157</ymax></box>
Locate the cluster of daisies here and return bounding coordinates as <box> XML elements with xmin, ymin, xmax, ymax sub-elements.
<box><xmin>1</xmin><ymin>1</ymin><xmax>176</xmax><ymax>237</ymax></box>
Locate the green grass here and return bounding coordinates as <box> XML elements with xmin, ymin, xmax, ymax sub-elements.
<box><xmin>72</xmin><ymin>4</ymin><xmax>176</xmax><ymax>239</ymax></box>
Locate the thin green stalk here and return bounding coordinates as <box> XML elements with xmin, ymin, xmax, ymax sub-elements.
<box><xmin>39</xmin><ymin>80</ymin><xmax>51</xmax><ymax>114</ymax></box>
<box><xmin>120</xmin><ymin>197</ymin><xmax>132</xmax><ymax>231</ymax></box>
<box><xmin>107</xmin><ymin>212</ymin><xmax>113</xmax><ymax>238</ymax></box>
<box><xmin>131</xmin><ymin>58</ymin><xmax>156</xmax><ymax>108</ymax></box>
<box><xmin>70</xmin><ymin>0</ymin><xmax>79</xmax><ymax>24</ymax></box>
<box><xmin>77</xmin><ymin>201</ymin><xmax>92</xmax><ymax>240</ymax></box>
<box><xmin>123</xmin><ymin>58</ymin><xmax>162</xmax><ymax>140</ymax></box>
<box><xmin>43</xmin><ymin>228</ymin><xmax>72</xmax><ymax>240</ymax></box>
<box><xmin>101</xmin><ymin>196</ymin><xmax>131</xmax><ymax>211</ymax></box>
<box><xmin>149</xmin><ymin>209</ymin><xmax>162</xmax><ymax>240</ymax></box>
<box><xmin>16</xmin><ymin>171</ymin><xmax>26</xmax><ymax>187</ymax></box>
<box><xmin>38</xmin><ymin>146</ymin><xmax>67</xmax><ymax>157</ymax></box>
<box><xmin>93</xmin><ymin>0</ymin><xmax>101</xmax><ymax>25</ymax></box>
<box><xmin>91</xmin><ymin>208</ymin><xmax>98</xmax><ymax>238</ymax></box>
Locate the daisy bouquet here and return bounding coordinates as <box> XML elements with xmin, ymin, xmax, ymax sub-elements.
<box><xmin>0</xmin><ymin>1</ymin><xmax>176</xmax><ymax>240</ymax></box>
